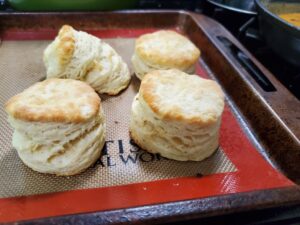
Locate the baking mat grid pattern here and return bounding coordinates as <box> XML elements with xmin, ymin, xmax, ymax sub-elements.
<box><xmin>0</xmin><ymin>39</ymin><xmax>236</xmax><ymax>198</ymax></box>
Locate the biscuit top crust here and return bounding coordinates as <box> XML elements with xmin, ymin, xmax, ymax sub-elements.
<box><xmin>43</xmin><ymin>25</ymin><xmax>75</xmax><ymax>68</ymax></box>
<box><xmin>140</xmin><ymin>69</ymin><xmax>224</xmax><ymax>126</ymax></box>
<box><xmin>5</xmin><ymin>78</ymin><xmax>100</xmax><ymax>123</ymax></box>
<box><xmin>135</xmin><ymin>30</ymin><xmax>200</xmax><ymax>69</ymax></box>
<box><xmin>56</xmin><ymin>25</ymin><xmax>75</xmax><ymax>65</ymax></box>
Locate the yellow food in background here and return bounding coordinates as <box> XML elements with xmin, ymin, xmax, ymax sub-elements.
<box><xmin>279</xmin><ymin>13</ymin><xmax>300</xmax><ymax>27</ymax></box>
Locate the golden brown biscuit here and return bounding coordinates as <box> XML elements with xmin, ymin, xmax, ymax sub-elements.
<box><xmin>5</xmin><ymin>78</ymin><xmax>105</xmax><ymax>176</ymax></box>
<box><xmin>132</xmin><ymin>30</ymin><xmax>200</xmax><ymax>79</ymax></box>
<box><xmin>44</xmin><ymin>25</ymin><xmax>131</xmax><ymax>95</ymax></box>
<box><xmin>129</xmin><ymin>69</ymin><xmax>224</xmax><ymax>161</ymax></box>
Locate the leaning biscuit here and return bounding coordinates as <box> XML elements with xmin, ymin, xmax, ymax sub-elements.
<box><xmin>129</xmin><ymin>69</ymin><xmax>224</xmax><ymax>161</ymax></box>
<box><xmin>5</xmin><ymin>78</ymin><xmax>105</xmax><ymax>176</ymax></box>
<box><xmin>44</xmin><ymin>25</ymin><xmax>131</xmax><ymax>95</ymax></box>
<box><xmin>131</xmin><ymin>30</ymin><xmax>200</xmax><ymax>80</ymax></box>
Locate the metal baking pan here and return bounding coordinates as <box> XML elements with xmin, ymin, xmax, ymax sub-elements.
<box><xmin>0</xmin><ymin>11</ymin><xmax>299</xmax><ymax>224</ymax></box>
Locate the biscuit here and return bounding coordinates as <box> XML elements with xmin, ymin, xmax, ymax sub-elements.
<box><xmin>44</xmin><ymin>25</ymin><xmax>131</xmax><ymax>95</ymax></box>
<box><xmin>5</xmin><ymin>78</ymin><xmax>105</xmax><ymax>175</ymax></box>
<box><xmin>129</xmin><ymin>69</ymin><xmax>224</xmax><ymax>161</ymax></box>
<box><xmin>131</xmin><ymin>30</ymin><xmax>200</xmax><ymax>80</ymax></box>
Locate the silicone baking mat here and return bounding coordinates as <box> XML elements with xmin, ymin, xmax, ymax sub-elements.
<box><xmin>0</xmin><ymin>29</ymin><xmax>293</xmax><ymax>223</ymax></box>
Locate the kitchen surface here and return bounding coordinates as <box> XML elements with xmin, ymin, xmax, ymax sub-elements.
<box><xmin>0</xmin><ymin>1</ymin><xmax>299</xmax><ymax>225</ymax></box>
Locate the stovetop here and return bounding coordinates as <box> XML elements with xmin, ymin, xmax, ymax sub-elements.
<box><xmin>201</xmin><ymin>1</ymin><xmax>300</xmax><ymax>100</ymax></box>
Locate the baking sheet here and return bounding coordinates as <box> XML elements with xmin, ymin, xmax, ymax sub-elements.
<box><xmin>0</xmin><ymin>26</ymin><xmax>293</xmax><ymax>223</ymax></box>
<box><xmin>0</xmin><ymin>39</ymin><xmax>235</xmax><ymax>198</ymax></box>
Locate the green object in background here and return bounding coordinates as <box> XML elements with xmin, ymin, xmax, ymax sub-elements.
<box><xmin>7</xmin><ymin>0</ymin><xmax>139</xmax><ymax>11</ymax></box>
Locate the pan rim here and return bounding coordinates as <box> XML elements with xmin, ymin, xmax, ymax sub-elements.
<box><xmin>207</xmin><ymin>0</ymin><xmax>257</xmax><ymax>15</ymax></box>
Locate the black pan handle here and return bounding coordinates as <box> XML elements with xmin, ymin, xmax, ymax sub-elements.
<box><xmin>217</xmin><ymin>36</ymin><xmax>276</xmax><ymax>92</ymax></box>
